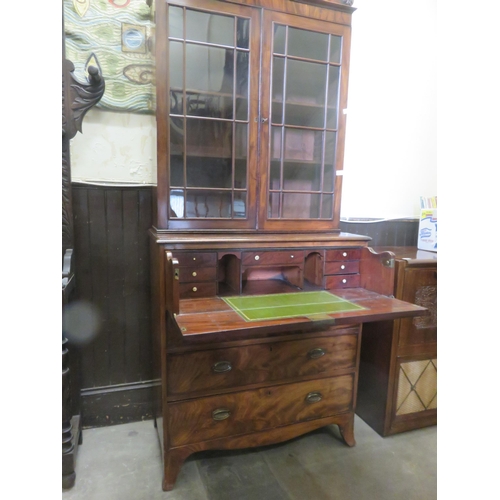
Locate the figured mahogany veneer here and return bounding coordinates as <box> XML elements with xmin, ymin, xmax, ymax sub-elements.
<box><xmin>151</xmin><ymin>0</ymin><xmax>427</xmax><ymax>492</ymax></box>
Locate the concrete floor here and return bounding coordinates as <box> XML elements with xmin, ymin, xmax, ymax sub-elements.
<box><xmin>62</xmin><ymin>416</ymin><xmax>436</xmax><ymax>500</ymax></box>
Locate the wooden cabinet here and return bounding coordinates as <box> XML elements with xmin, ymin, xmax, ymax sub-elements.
<box><xmin>356</xmin><ymin>247</ymin><xmax>437</xmax><ymax>436</ymax></box>
<box><xmin>154</xmin><ymin>0</ymin><xmax>353</xmax><ymax>232</ymax></box>
<box><xmin>151</xmin><ymin>0</ymin><xmax>428</xmax><ymax>491</ymax></box>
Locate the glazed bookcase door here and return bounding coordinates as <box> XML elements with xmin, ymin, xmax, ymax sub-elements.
<box><xmin>258</xmin><ymin>11</ymin><xmax>351</xmax><ymax>231</ymax></box>
<box><xmin>156</xmin><ymin>0</ymin><xmax>260</xmax><ymax>230</ymax></box>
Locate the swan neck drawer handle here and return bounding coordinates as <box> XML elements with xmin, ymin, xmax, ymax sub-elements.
<box><xmin>212</xmin><ymin>408</ymin><xmax>231</xmax><ymax>421</ymax></box>
<box><xmin>305</xmin><ymin>392</ymin><xmax>323</xmax><ymax>404</ymax></box>
<box><xmin>212</xmin><ymin>361</ymin><xmax>232</xmax><ymax>373</ymax></box>
<box><xmin>308</xmin><ymin>347</ymin><xmax>326</xmax><ymax>359</ymax></box>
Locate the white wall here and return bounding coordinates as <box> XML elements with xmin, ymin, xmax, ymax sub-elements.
<box><xmin>342</xmin><ymin>0</ymin><xmax>437</xmax><ymax>219</ymax></box>
<box><xmin>70</xmin><ymin>0</ymin><xmax>437</xmax><ymax>218</ymax></box>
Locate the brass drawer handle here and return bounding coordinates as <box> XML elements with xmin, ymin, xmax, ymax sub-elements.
<box><xmin>212</xmin><ymin>361</ymin><xmax>232</xmax><ymax>373</ymax></box>
<box><xmin>192</xmin><ymin>271</ymin><xmax>197</xmax><ymax>277</ymax></box>
<box><xmin>308</xmin><ymin>347</ymin><xmax>326</xmax><ymax>359</ymax></box>
<box><xmin>212</xmin><ymin>408</ymin><xmax>231</xmax><ymax>421</ymax></box>
<box><xmin>192</xmin><ymin>286</ymin><xmax>197</xmax><ymax>292</ymax></box>
<box><xmin>305</xmin><ymin>392</ymin><xmax>323</xmax><ymax>404</ymax></box>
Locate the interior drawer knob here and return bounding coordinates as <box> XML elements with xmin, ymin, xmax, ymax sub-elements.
<box><xmin>254</xmin><ymin>255</ymin><xmax>260</xmax><ymax>260</ymax></box>
<box><xmin>212</xmin><ymin>361</ymin><xmax>232</xmax><ymax>373</ymax></box>
<box><xmin>342</xmin><ymin>279</ymin><xmax>347</xmax><ymax>284</ymax></box>
<box><xmin>305</xmin><ymin>392</ymin><xmax>323</xmax><ymax>404</ymax></box>
<box><xmin>343</xmin><ymin>252</ymin><xmax>347</xmax><ymax>257</ymax></box>
<box><xmin>192</xmin><ymin>271</ymin><xmax>197</xmax><ymax>277</ymax></box>
<box><xmin>212</xmin><ymin>408</ymin><xmax>231</xmax><ymax>421</ymax></box>
<box><xmin>308</xmin><ymin>347</ymin><xmax>326</xmax><ymax>359</ymax></box>
<box><xmin>192</xmin><ymin>286</ymin><xmax>198</xmax><ymax>292</ymax></box>
<box><xmin>341</xmin><ymin>264</ymin><xmax>345</xmax><ymax>270</ymax></box>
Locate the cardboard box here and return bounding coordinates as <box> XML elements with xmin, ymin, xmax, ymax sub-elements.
<box><xmin>418</xmin><ymin>208</ymin><xmax>437</xmax><ymax>252</ymax></box>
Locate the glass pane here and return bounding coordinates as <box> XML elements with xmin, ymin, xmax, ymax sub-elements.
<box><xmin>285</xmin><ymin>102</ymin><xmax>325</xmax><ymax>128</ymax></box>
<box><xmin>185</xmin><ymin>44</ymin><xmax>234</xmax><ymax>94</ymax></box>
<box><xmin>323</xmin><ymin>163</ymin><xmax>334</xmax><ymax>193</ymax></box>
<box><xmin>235</xmin><ymin>50</ymin><xmax>249</xmax><ymax>120</ymax></box>
<box><xmin>286</xmin><ymin>60</ymin><xmax>326</xmax><ymax>105</ymax></box>
<box><xmin>170</xmin><ymin>153</ymin><xmax>184</xmax><ymax>187</ymax></box>
<box><xmin>321</xmin><ymin>194</ymin><xmax>333</xmax><ymax>219</ymax></box>
<box><xmin>236</xmin><ymin>18</ymin><xmax>249</xmax><ymax>49</ymax></box>
<box><xmin>169</xmin><ymin>41</ymin><xmax>184</xmax><ymax>92</ymax></box>
<box><xmin>270</xmin><ymin>161</ymin><xmax>281</xmax><ymax>190</ymax></box>
<box><xmin>169</xmin><ymin>116</ymin><xmax>184</xmax><ymax>154</ymax></box>
<box><xmin>268</xmin><ymin>192</ymin><xmax>280</xmax><ymax>218</ymax></box>
<box><xmin>330</xmin><ymin>35</ymin><xmax>342</xmax><ymax>64</ymax></box>
<box><xmin>324</xmin><ymin>132</ymin><xmax>336</xmax><ymax>192</ymax></box>
<box><xmin>288</xmin><ymin>27</ymin><xmax>328</xmax><ymax>61</ymax></box>
<box><xmin>186</xmin><ymin>190</ymin><xmax>232</xmax><ymax>218</ymax></box>
<box><xmin>284</xmin><ymin>128</ymin><xmax>322</xmax><ymax>163</ymax></box>
<box><xmin>283</xmin><ymin>163</ymin><xmax>322</xmax><ymax>191</ymax></box>
<box><xmin>233</xmin><ymin>192</ymin><xmax>247</xmax><ymax>217</ymax></box>
<box><xmin>272</xmin><ymin>57</ymin><xmax>284</xmax><ymax>124</ymax></box>
<box><xmin>235</xmin><ymin>123</ymin><xmax>247</xmax><ymax>189</ymax></box>
<box><xmin>273</xmin><ymin>24</ymin><xmax>286</xmax><ymax>55</ymax></box>
<box><xmin>187</xmin><ymin>157</ymin><xmax>232</xmax><ymax>188</ymax></box>
<box><xmin>186</xmin><ymin>10</ymin><xmax>234</xmax><ymax>46</ymax></box>
<box><xmin>282</xmin><ymin>193</ymin><xmax>320</xmax><ymax>219</ymax></box>
<box><xmin>186</xmin><ymin>118</ymin><xmax>232</xmax><ymax>159</ymax></box>
<box><xmin>271</xmin><ymin>126</ymin><xmax>282</xmax><ymax>161</ymax></box>
<box><xmin>327</xmin><ymin>66</ymin><xmax>340</xmax><ymax>129</ymax></box>
<box><xmin>168</xmin><ymin>6</ymin><xmax>184</xmax><ymax>39</ymax></box>
<box><xmin>170</xmin><ymin>189</ymin><xmax>184</xmax><ymax>218</ymax></box>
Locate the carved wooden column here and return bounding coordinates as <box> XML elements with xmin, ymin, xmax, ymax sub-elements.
<box><xmin>62</xmin><ymin>12</ymin><xmax>105</xmax><ymax>488</ymax></box>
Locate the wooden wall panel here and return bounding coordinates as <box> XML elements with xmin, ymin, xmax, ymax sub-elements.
<box><xmin>71</xmin><ymin>184</ymin><xmax>418</xmax><ymax>427</ymax></box>
<box><xmin>72</xmin><ymin>184</ymin><xmax>153</xmax><ymax>396</ymax></box>
<box><xmin>339</xmin><ymin>219</ymin><xmax>418</xmax><ymax>247</ymax></box>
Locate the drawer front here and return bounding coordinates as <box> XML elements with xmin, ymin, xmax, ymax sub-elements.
<box><xmin>167</xmin><ymin>333</ymin><xmax>359</xmax><ymax>396</ymax></box>
<box><xmin>242</xmin><ymin>250</ymin><xmax>305</xmax><ymax>267</ymax></box>
<box><xmin>178</xmin><ymin>267</ymin><xmax>217</xmax><ymax>283</ymax></box>
<box><xmin>168</xmin><ymin>374</ymin><xmax>354</xmax><ymax>446</ymax></box>
<box><xmin>325</xmin><ymin>274</ymin><xmax>361</xmax><ymax>289</ymax></box>
<box><xmin>179</xmin><ymin>282</ymin><xmax>217</xmax><ymax>299</ymax></box>
<box><xmin>324</xmin><ymin>261</ymin><xmax>360</xmax><ymax>275</ymax></box>
<box><xmin>175</xmin><ymin>252</ymin><xmax>217</xmax><ymax>267</ymax></box>
<box><xmin>325</xmin><ymin>249</ymin><xmax>361</xmax><ymax>262</ymax></box>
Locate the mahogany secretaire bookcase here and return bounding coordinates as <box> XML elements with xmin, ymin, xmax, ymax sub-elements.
<box><xmin>149</xmin><ymin>0</ymin><xmax>427</xmax><ymax>490</ymax></box>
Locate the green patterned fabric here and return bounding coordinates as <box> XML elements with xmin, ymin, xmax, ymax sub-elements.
<box><xmin>223</xmin><ymin>291</ymin><xmax>365</xmax><ymax>322</ymax></box>
<box><xmin>64</xmin><ymin>0</ymin><xmax>155</xmax><ymax>113</ymax></box>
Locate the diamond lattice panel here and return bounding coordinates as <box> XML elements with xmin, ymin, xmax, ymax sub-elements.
<box><xmin>396</xmin><ymin>359</ymin><xmax>437</xmax><ymax>416</ymax></box>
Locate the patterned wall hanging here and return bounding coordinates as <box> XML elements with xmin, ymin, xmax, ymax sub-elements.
<box><xmin>64</xmin><ymin>0</ymin><xmax>155</xmax><ymax>113</ymax></box>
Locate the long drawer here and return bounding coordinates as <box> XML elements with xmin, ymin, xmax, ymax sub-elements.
<box><xmin>167</xmin><ymin>331</ymin><xmax>358</xmax><ymax>396</ymax></box>
<box><xmin>168</xmin><ymin>374</ymin><xmax>354</xmax><ymax>446</ymax></box>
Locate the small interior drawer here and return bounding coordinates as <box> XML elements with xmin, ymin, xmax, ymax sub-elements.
<box><xmin>325</xmin><ymin>274</ymin><xmax>361</xmax><ymax>289</ymax></box>
<box><xmin>325</xmin><ymin>249</ymin><xmax>361</xmax><ymax>262</ymax></box>
<box><xmin>175</xmin><ymin>252</ymin><xmax>217</xmax><ymax>267</ymax></box>
<box><xmin>324</xmin><ymin>261</ymin><xmax>360</xmax><ymax>275</ymax></box>
<box><xmin>179</xmin><ymin>282</ymin><xmax>217</xmax><ymax>299</ymax></box>
<box><xmin>242</xmin><ymin>250</ymin><xmax>305</xmax><ymax>267</ymax></box>
<box><xmin>178</xmin><ymin>267</ymin><xmax>217</xmax><ymax>283</ymax></box>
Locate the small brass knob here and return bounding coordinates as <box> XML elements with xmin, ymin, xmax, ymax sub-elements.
<box><xmin>343</xmin><ymin>252</ymin><xmax>347</xmax><ymax>257</ymax></box>
<box><xmin>341</xmin><ymin>264</ymin><xmax>345</xmax><ymax>270</ymax></box>
<box><xmin>192</xmin><ymin>271</ymin><xmax>197</xmax><ymax>277</ymax></box>
<box><xmin>255</xmin><ymin>255</ymin><xmax>260</xmax><ymax>261</ymax></box>
<box><xmin>342</xmin><ymin>279</ymin><xmax>347</xmax><ymax>284</ymax></box>
<box><xmin>192</xmin><ymin>286</ymin><xmax>198</xmax><ymax>292</ymax></box>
